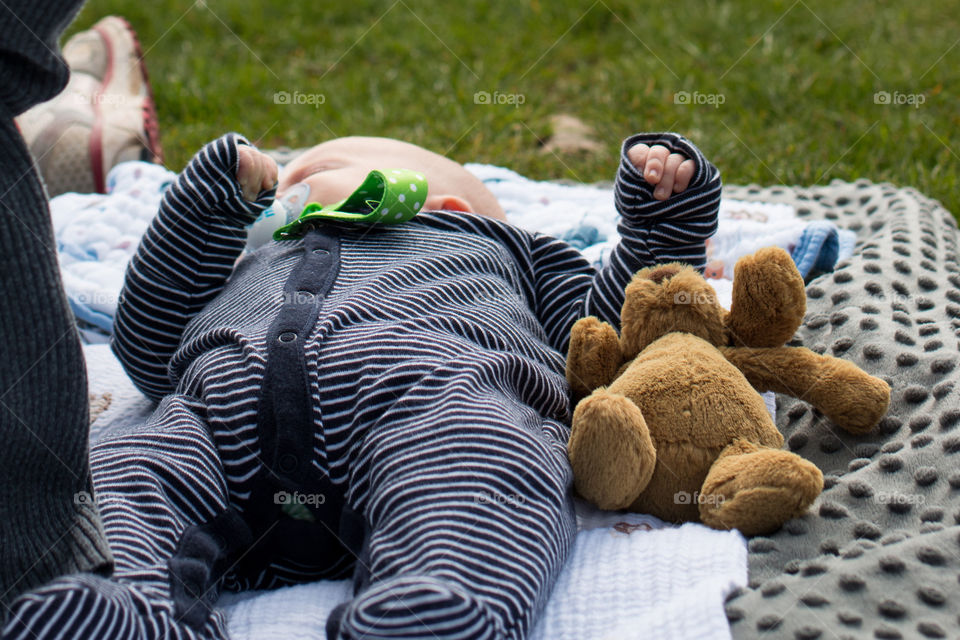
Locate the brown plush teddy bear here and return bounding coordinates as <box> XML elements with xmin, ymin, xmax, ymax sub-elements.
<box><xmin>565</xmin><ymin>247</ymin><xmax>891</xmax><ymax>535</ymax></box>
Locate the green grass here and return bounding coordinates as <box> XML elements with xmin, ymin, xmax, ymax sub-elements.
<box><xmin>67</xmin><ymin>0</ymin><xmax>960</xmax><ymax>217</ymax></box>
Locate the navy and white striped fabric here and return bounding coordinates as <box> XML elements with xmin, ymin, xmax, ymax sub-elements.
<box><xmin>4</xmin><ymin>132</ymin><xmax>719</xmax><ymax>640</ymax></box>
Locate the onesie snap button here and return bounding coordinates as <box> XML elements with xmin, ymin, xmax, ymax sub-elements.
<box><xmin>312</xmin><ymin>248</ymin><xmax>330</xmax><ymax>256</ymax></box>
<box><xmin>279</xmin><ymin>453</ymin><xmax>298</xmax><ymax>472</ymax></box>
<box><xmin>278</xmin><ymin>331</ymin><xmax>297</xmax><ymax>343</ymax></box>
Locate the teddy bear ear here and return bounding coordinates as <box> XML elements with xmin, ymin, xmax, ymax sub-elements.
<box><xmin>638</xmin><ymin>264</ymin><xmax>683</xmax><ymax>285</ymax></box>
<box><xmin>725</xmin><ymin>247</ymin><xmax>807</xmax><ymax>347</ymax></box>
<box><xmin>620</xmin><ymin>275</ymin><xmax>663</xmax><ymax>357</ymax></box>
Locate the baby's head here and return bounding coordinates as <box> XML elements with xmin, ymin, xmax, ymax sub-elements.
<box><xmin>278</xmin><ymin>137</ymin><xmax>506</xmax><ymax>221</ymax></box>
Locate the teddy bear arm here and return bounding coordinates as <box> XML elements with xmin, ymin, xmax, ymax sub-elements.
<box><xmin>719</xmin><ymin>346</ymin><xmax>805</xmax><ymax>393</ymax></box>
<box><xmin>566</xmin><ymin>317</ymin><xmax>622</xmax><ymax>402</ymax></box>
<box><xmin>725</xmin><ymin>247</ymin><xmax>806</xmax><ymax>347</ymax></box>
<box><xmin>720</xmin><ymin>346</ymin><xmax>890</xmax><ymax>434</ymax></box>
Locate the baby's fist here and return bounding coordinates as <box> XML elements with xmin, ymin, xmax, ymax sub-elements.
<box><xmin>237</xmin><ymin>145</ymin><xmax>278</xmax><ymax>201</ymax></box>
<box><xmin>627</xmin><ymin>143</ymin><xmax>695</xmax><ymax>201</ymax></box>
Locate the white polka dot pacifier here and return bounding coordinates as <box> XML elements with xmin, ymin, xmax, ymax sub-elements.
<box><xmin>274</xmin><ymin>169</ymin><xmax>427</xmax><ymax>240</ymax></box>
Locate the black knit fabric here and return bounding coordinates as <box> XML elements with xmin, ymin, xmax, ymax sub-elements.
<box><xmin>0</xmin><ymin>0</ymin><xmax>112</xmax><ymax>614</ymax></box>
<box><xmin>0</xmin><ymin>0</ymin><xmax>83</xmax><ymax>116</ymax></box>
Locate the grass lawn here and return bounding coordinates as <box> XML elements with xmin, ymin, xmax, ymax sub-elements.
<box><xmin>67</xmin><ymin>0</ymin><xmax>960</xmax><ymax>217</ymax></box>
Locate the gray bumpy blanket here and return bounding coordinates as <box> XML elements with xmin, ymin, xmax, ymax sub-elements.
<box><xmin>721</xmin><ymin>180</ymin><xmax>960</xmax><ymax>640</ymax></box>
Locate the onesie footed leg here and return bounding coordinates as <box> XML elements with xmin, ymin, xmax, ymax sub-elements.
<box><xmin>569</xmin><ymin>389</ymin><xmax>656</xmax><ymax>510</ymax></box>
<box><xmin>340</xmin><ymin>377</ymin><xmax>577</xmax><ymax>640</ymax></box>
<box><xmin>328</xmin><ymin>575</ymin><xmax>501</xmax><ymax>640</ymax></box>
<box><xmin>699</xmin><ymin>439</ymin><xmax>823</xmax><ymax>536</ymax></box>
<box><xmin>3</xmin><ymin>572</ymin><xmax>229</xmax><ymax>639</ymax></box>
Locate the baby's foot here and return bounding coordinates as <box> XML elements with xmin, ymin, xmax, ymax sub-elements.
<box><xmin>328</xmin><ymin>575</ymin><xmax>504</xmax><ymax>640</ymax></box>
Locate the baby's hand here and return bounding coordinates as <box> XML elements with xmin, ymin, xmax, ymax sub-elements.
<box><xmin>237</xmin><ymin>145</ymin><xmax>278</xmax><ymax>201</ymax></box>
<box><xmin>627</xmin><ymin>144</ymin><xmax>696</xmax><ymax>201</ymax></box>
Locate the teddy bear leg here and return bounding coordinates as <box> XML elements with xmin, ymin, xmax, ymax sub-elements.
<box><xmin>698</xmin><ymin>439</ymin><xmax>823</xmax><ymax>536</ymax></box>
<box><xmin>566</xmin><ymin>316</ymin><xmax>622</xmax><ymax>402</ymax></box>
<box><xmin>568</xmin><ymin>389</ymin><xmax>656</xmax><ymax>510</ymax></box>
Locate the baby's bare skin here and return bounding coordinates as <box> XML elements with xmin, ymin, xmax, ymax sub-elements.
<box><xmin>236</xmin><ymin>139</ymin><xmax>697</xmax><ymax>217</ymax></box>
<box><xmin>627</xmin><ymin>143</ymin><xmax>696</xmax><ymax>200</ymax></box>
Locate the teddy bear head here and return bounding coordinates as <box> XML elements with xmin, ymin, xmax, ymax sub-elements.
<box><xmin>619</xmin><ymin>264</ymin><xmax>726</xmax><ymax>359</ymax></box>
<box><xmin>618</xmin><ymin>248</ymin><xmax>808</xmax><ymax>361</ymax></box>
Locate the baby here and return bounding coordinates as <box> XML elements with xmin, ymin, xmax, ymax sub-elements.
<box><xmin>7</xmin><ymin>131</ymin><xmax>720</xmax><ymax>640</ymax></box>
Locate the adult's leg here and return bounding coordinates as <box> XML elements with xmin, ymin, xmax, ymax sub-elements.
<box><xmin>3</xmin><ymin>395</ymin><xmax>242</xmax><ymax>639</ymax></box>
<box><xmin>328</xmin><ymin>357</ymin><xmax>577</xmax><ymax>640</ymax></box>
<box><xmin>0</xmin><ymin>0</ymin><xmax>112</xmax><ymax>612</ymax></box>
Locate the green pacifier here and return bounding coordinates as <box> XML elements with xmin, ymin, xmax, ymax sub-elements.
<box><xmin>274</xmin><ymin>168</ymin><xmax>427</xmax><ymax>240</ymax></box>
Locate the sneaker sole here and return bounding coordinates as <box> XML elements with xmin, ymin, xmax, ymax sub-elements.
<box><xmin>89</xmin><ymin>16</ymin><xmax>163</xmax><ymax>193</ymax></box>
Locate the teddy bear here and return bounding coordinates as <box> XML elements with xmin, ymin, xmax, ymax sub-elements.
<box><xmin>565</xmin><ymin>246</ymin><xmax>891</xmax><ymax>535</ymax></box>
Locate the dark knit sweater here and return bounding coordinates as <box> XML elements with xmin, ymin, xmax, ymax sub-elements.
<box><xmin>0</xmin><ymin>0</ymin><xmax>112</xmax><ymax>612</ymax></box>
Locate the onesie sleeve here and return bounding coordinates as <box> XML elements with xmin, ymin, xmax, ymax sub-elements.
<box><xmin>111</xmin><ymin>133</ymin><xmax>274</xmax><ymax>401</ymax></box>
<box><xmin>528</xmin><ymin>132</ymin><xmax>720</xmax><ymax>354</ymax></box>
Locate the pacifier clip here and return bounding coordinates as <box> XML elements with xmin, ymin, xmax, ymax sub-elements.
<box><xmin>274</xmin><ymin>169</ymin><xmax>427</xmax><ymax>240</ymax></box>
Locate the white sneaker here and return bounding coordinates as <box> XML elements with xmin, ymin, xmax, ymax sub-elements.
<box><xmin>16</xmin><ymin>16</ymin><xmax>163</xmax><ymax>196</ymax></box>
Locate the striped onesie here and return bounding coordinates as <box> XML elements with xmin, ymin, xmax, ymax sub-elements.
<box><xmin>4</xmin><ymin>132</ymin><xmax>719</xmax><ymax>640</ymax></box>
